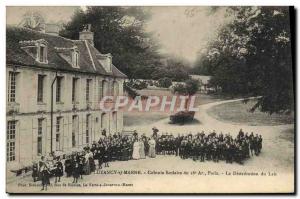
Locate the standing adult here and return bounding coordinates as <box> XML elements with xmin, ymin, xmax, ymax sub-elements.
<box><xmin>64</xmin><ymin>156</ymin><xmax>73</xmax><ymax>177</ymax></box>
<box><xmin>39</xmin><ymin>156</ymin><xmax>50</xmax><ymax>191</ymax></box>
<box><xmin>144</xmin><ymin>137</ymin><xmax>149</xmax><ymax>156</ymax></box>
<box><xmin>152</xmin><ymin>127</ymin><xmax>159</xmax><ymax>138</ymax></box>
<box><xmin>83</xmin><ymin>150</ymin><xmax>91</xmax><ymax>175</ymax></box>
<box><xmin>132</xmin><ymin>139</ymin><xmax>140</xmax><ymax>160</ymax></box>
<box><xmin>102</xmin><ymin>129</ymin><xmax>107</xmax><ymax>137</ymax></box>
<box><xmin>139</xmin><ymin>138</ymin><xmax>146</xmax><ymax>159</ymax></box>
<box><xmin>54</xmin><ymin>157</ymin><xmax>64</xmax><ymax>183</ymax></box>
<box><xmin>258</xmin><ymin>135</ymin><xmax>263</xmax><ymax>154</ymax></box>
<box><xmin>103</xmin><ymin>144</ymin><xmax>110</xmax><ymax>167</ymax></box>
<box><xmin>148</xmin><ymin>137</ymin><xmax>156</xmax><ymax>158</ymax></box>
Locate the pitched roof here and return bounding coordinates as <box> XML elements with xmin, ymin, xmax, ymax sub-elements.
<box><xmin>6</xmin><ymin>26</ymin><xmax>127</xmax><ymax>78</ymax></box>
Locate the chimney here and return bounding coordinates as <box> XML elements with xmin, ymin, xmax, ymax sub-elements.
<box><xmin>79</xmin><ymin>24</ymin><xmax>94</xmax><ymax>46</ymax></box>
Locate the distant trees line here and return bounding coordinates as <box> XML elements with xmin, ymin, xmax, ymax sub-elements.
<box><xmin>124</xmin><ymin>78</ymin><xmax>199</xmax><ymax>111</ymax></box>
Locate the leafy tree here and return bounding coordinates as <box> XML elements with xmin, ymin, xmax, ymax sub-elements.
<box><xmin>185</xmin><ymin>79</ymin><xmax>199</xmax><ymax>96</ymax></box>
<box><xmin>60</xmin><ymin>7</ymin><xmax>161</xmax><ymax>79</ymax></box>
<box><xmin>151</xmin><ymin>58</ymin><xmax>190</xmax><ymax>81</ymax></box>
<box><xmin>157</xmin><ymin>77</ymin><xmax>172</xmax><ymax>88</ymax></box>
<box><xmin>19</xmin><ymin>11</ymin><xmax>46</xmax><ymax>31</ymax></box>
<box><xmin>172</xmin><ymin>79</ymin><xmax>199</xmax><ymax>109</ymax></box>
<box><xmin>191</xmin><ymin>55</ymin><xmax>214</xmax><ymax>75</ymax></box>
<box><xmin>60</xmin><ymin>7</ymin><xmax>192</xmax><ymax>81</ymax></box>
<box><xmin>202</xmin><ymin>7</ymin><xmax>294</xmax><ymax>114</ymax></box>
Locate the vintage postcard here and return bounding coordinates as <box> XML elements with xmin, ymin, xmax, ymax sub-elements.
<box><xmin>6</xmin><ymin>6</ymin><xmax>295</xmax><ymax>194</ymax></box>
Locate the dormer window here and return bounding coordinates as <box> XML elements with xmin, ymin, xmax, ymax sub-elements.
<box><xmin>97</xmin><ymin>54</ymin><xmax>112</xmax><ymax>73</ymax></box>
<box><xmin>38</xmin><ymin>44</ymin><xmax>47</xmax><ymax>63</ymax></box>
<box><xmin>55</xmin><ymin>46</ymin><xmax>80</xmax><ymax>68</ymax></box>
<box><xmin>72</xmin><ymin>50</ymin><xmax>79</xmax><ymax>68</ymax></box>
<box><xmin>19</xmin><ymin>39</ymin><xmax>48</xmax><ymax>64</ymax></box>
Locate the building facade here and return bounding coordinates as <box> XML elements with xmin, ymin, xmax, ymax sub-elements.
<box><xmin>6</xmin><ymin>26</ymin><xmax>127</xmax><ymax>170</ymax></box>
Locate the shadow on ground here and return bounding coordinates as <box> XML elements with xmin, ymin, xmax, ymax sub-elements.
<box><xmin>167</xmin><ymin>119</ymin><xmax>202</xmax><ymax>126</ymax></box>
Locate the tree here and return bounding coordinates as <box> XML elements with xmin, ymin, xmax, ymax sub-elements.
<box><xmin>60</xmin><ymin>7</ymin><xmax>162</xmax><ymax>79</ymax></box>
<box><xmin>172</xmin><ymin>79</ymin><xmax>199</xmax><ymax>109</ymax></box>
<box><xmin>191</xmin><ymin>55</ymin><xmax>214</xmax><ymax>75</ymax></box>
<box><xmin>151</xmin><ymin>57</ymin><xmax>190</xmax><ymax>81</ymax></box>
<box><xmin>202</xmin><ymin>7</ymin><xmax>294</xmax><ymax>114</ymax></box>
<box><xmin>157</xmin><ymin>77</ymin><xmax>172</xmax><ymax>88</ymax></box>
<box><xmin>18</xmin><ymin>11</ymin><xmax>45</xmax><ymax>31</ymax></box>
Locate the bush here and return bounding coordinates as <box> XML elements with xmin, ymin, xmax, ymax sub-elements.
<box><xmin>147</xmin><ymin>80</ymin><xmax>154</xmax><ymax>86</ymax></box>
<box><xmin>172</xmin><ymin>79</ymin><xmax>199</xmax><ymax>95</ymax></box>
<box><xmin>137</xmin><ymin>80</ymin><xmax>148</xmax><ymax>90</ymax></box>
<box><xmin>157</xmin><ymin>77</ymin><xmax>173</xmax><ymax>88</ymax></box>
<box><xmin>123</xmin><ymin>83</ymin><xmax>139</xmax><ymax>98</ymax></box>
<box><xmin>172</xmin><ymin>83</ymin><xmax>186</xmax><ymax>95</ymax></box>
<box><xmin>126</xmin><ymin>79</ymin><xmax>148</xmax><ymax>90</ymax></box>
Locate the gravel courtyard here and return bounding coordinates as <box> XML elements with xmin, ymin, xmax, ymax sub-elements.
<box><xmin>7</xmin><ymin>99</ymin><xmax>294</xmax><ymax>193</ymax></box>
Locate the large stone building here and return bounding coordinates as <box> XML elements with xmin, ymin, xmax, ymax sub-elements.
<box><xmin>6</xmin><ymin>26</ymin><xmax>127</xmax><ymax>170</ymax></box>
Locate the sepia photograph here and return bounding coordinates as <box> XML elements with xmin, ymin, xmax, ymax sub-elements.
<box><xmin>5</xmin><ymin>6</ymin><xmax>295</xmax><ymax>194</ymax></box>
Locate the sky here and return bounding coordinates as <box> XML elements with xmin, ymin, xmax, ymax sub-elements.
<box><xmin>6</xmin><ymin>6</ymin><xmax>79</xmax><ymax>25</ymax></box>
<box><xmin>145</xmin><ymin>7</ymin><xmax>231</xmax><ymax>63</ymax></box>
<box><xmin>6</xmin><ymin>6</ymin><xmax>231</xmax><ymax>64</ymax></box>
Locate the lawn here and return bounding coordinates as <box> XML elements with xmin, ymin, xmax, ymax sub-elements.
<box><xmin>279</xmin><ymin>128</ymin><xmax>294</xmax><ymax>143</ymax></box>
<box><xmin>124</xmin><ymin>88</ymin><xmax>221</xmax><ymax>127</ymax></box>
<box><xmin>207</xmin><ymin>99</ymin><xmax>294</xmax><ymax>126</ymax></box>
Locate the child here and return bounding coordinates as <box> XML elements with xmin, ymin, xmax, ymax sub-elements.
<box><xmin>78</xmin><ymin>156</ymin><xmax>84</xmax><ymax>179</ymax></box>
<box><xmin>72</xmin><ymin>162</ymin><xmax>80</xmax><ymax>183</ymax></box>
<box><xmin>94</xmin><ymin>148</ymin><xmax>101</xmax><ymax>174</ymax></box>
<box><xmin>32</xmin><ymin>162</ymin><xmax>39</xmax><ymax>182</ymax></box>
<box><xmin>64</xmin><ymin>157</ymin><xmax>73</xmax><ymax>177</ymax></box>
<box><xmin>39</xmin><ymin>157</ymin><xmax>50</xmax><ymax>191</ymax></box>
<box><xmin>103</xmin><ymin>145</ymin><xmax>110</xmax><ymax>168</ymax></box>
<box><xmin>54</xmin><ymin>157</ymin><xmax>64</xmax><ymax>183</ymax></box>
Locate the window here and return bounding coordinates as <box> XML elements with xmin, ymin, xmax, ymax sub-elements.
<box><xmin>72</xmin><ymin>78</ymin><xmax>78</xmax><ymax>103</ymax></box>
<box><xmin>37</xmin><ymin>118</ymin><xmax>43</xmax><ymax>155</ymax></box>
<box><xmin>72</xmin><ymin>115</ymin><xmax>78</xmax><ymax>147</ymax></box>
<box><xmin>98</xmin><ymin>80</ymin><xmax>103</xmax><ymax>101</ymax></box>
<box><xmin>102</xmin><ymin>80</ymin><xmax>108</xmax><ymax>98</ymax></box>
<box><xmin>113</xmin><ymin>81</ymin><xmax>119</xmax><ymax>97</ymax></box>
<box><xmin>101</xmin><ymin>113</ymin><xmax>107</xmax><ymax>129</ymax></box>
<box><xmin>37</xmin><ymin>75</ymin><xmax>45</xmax><ymax>102</ymax></box>
<box><xmin>75</xmin><ymin>52</ymin><xmax>79</xmax><ymax>67</ymax></box>
<box><xmin>56</xmin><ymin>77</ymin><xmax>63</xmax><ymax>102</ymax></box>
<box><xmin>39</xmin><ymin>46</ymin><xmax>45</xmax><ymax>62</ymax></box>
<box><xmin>86</xmin><ymin>114</ymin><xmax>90</xmax><ymax>144</ymax></box>
<box><xmin>72</xmin><ymin>51</ymin><xmax>79</xmax><ymax>68</ymax></box>
<box><xmin>7</xmin><ymin>121</ymin><xmax>16</xmax><ymax>162</ymax></box>
<box><xmin>86</xmin><ymin>79</ymin><xmax>92</xmax><ymax>102</ymax></box>
<box><xmin>38</xmin><ymin>45</ymin><xmax>47</xmax><ymax>63</ymax></box>
<box><xmin>20</xmin><ymin>39</ymin><xmax>47</xmax><ymax>63</ymax></box>
<box><xmin>112</xmin><ymin>111</ymin><xmax>117</xmax><ymax>133</ymax></box>
<box><xmin>56</xmin><ymin>117</ymin><xmax>62</xmax><ymax>150</ymax></box>
<box><xmin>8</xmin><ymin>72</ymin><xmax>17</xmax><ymax>103</ymax></box>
